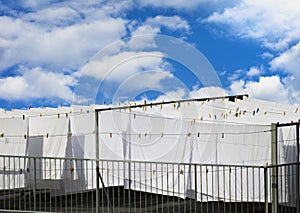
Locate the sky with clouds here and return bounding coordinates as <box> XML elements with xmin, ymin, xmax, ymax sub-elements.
<box><xmin>0</xmin><ymin>0</ymin><xmax>299</xmax><ymax>109</ymax></box>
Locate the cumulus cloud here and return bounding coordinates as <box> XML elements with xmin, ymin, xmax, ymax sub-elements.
<box><xmin>204</xmin><ymin>0</ymin><xmax>300</xmax><ymax>104</ymax></box>
<box><xmin>205</xmin><ymin>0</ymin><xmax>300</xmax><ymax>51</ymax></box>
<box><xmin>138</xmin><ymin>0</ymin><xmax>204</xmax><ymax>10</ymax></box>
<box><xmin>129</xmin><ymin>15</ymin><xmax>190</xmax><ymax>38</ymax></box>
<box><xmin>146</xmin><ymin>16</ymin><xmax>190</xmax><ymax>32</ymax></box>
<box><xmin>247</xmin><ymin>66</ymin><xmax>263</xmax><ymax>77</ymax></box>
<box><xmin>269</xmin><ymin>41</ymin><xmax>300</xmax><ymax>92</ymax></box>
<box><xmin>270</xmin><ymin>41</ymin><xmax>300</xmax><ymax>74</ymax></box>
<box><xmin>82</xmin><ymin>51</ymin><xmax>167</xmax><ymax>81</ymax></box>
<box><xmin>190</xmin><ymin>86</ymin><xmax>227</xmax><ymax>98</ymax></box>
<box><xmin>0</xmin><ymin>0</ymin><xmax>194</xmax><ymax>106</ymax></box>
<box><xmin>0</xmin><ymin>15</ymin><xmax>127</xmax><ymax>71</ymax></box>
<box><xmin>229</xmin><ymin>76</ymin><xmax>292</xmax><ymax>103</ymax></box>
<box><xmin>0</xmin><ymin>67</ymin><xmax>75</xmax><ymax>101</ymax></box>
<box><xmin>23</xmin><ymin>6</ymin><xmax>81</xmax><ymax>27</ymax></box>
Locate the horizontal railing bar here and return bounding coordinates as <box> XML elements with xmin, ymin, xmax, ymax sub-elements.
<box><xmin>266</xmin><ymin>161</ymin><xmax>300</xmax><ymax>168</ymax></box>
<box><xmin>0</xmin><ymin>155</ymin><xmax>264</xmax><ymax>169</ymax></box>
<box><xmin>276</xmin><ymin>122</ymin><xmax>300</xmax><ymax>127</ymax></box>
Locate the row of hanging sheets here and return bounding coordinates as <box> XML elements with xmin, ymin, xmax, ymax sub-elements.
<box><xmin>0</xmin><ymin>105</ymin><xmax>96</xmax><ymax>193</ymax></box>
<box><xmin>0</xmin><ymin>97</ymin><xmax>298</xmax><ymax>200</ymax></box>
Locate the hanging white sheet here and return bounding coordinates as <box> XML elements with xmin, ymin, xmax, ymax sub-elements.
<box><xmin>0</xmin><ymin>117</ymin><xmax>27</xmax><ymax>189</ymax></box>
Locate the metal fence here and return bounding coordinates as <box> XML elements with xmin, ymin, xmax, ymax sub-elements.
<box><xmin>0</xmin><ymin>155</ymin><xmax>299</xmax><ymax>212</ymax></box>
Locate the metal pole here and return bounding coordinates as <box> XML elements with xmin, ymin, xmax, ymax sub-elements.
<box><xmin>264</xmin><ymin>166</ymin><xmax>268</xmax><ymax>213</ymax></box>
<box><xmin>33</xmin><ymin>158</ymin><xmax>37</xmax><ymax>211</ymax></box>
<box><xmin>296</xmin><ymin>124</ymin><xmax>300</xmax><ymax>213</ymax></box>
<box><xmin>95</xmin><ymin>94</ymin><xmax>249</xmax><ymax>113</ymax></box>
<box><xmin>95</xmin><ymin>111</ymin><xmax>100</xmax><ymax>213</ymax></box>
<box><xmin>194</xmin><ymin>164</ymin><xmax>197</xmax><ymax>213</ymax></box>
<box><xmin>271</xmin><ymin>123</ymin><xmax>278</xmax><ymax>213</ymax></box>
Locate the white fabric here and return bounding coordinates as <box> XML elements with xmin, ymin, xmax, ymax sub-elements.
<box><xmin>28</xmin><ymin>116</ymin><xmax>69</xmax><ymax>181</ymax></box>
<box><xmin>0</xmin><ymin>117</ymin><xmax>27</xmax><ymax>189</ymax></box>
<box><xmin>0</xmin><ymin>97</ymin><xmax>299</xmax><ymax>200</ymax></box>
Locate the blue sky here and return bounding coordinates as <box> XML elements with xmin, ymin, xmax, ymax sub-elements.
<box><xmin>0</xmin><ymin>0</ymin><xmax>299</xmax><ymax>109</ymax></box>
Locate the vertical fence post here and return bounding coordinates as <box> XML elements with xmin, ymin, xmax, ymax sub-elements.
<box><xmin>296</xmin><ymin>124</ymin><xmax>300</xmax><ymax>213</ymax></box>
<box><xmin>194</xmin><ymin>164</ymin><xmax>197</xmax><ymax>213</ymax></box>
<box><xmin>95</xmin><ymin>110</ymin><xmax>100</xmax><ymax>213</ymax></box>
<box><xmin>33</xmin><ymin>157</ymin><xmax>37</xmax><ymax>211</ymax></box>
<box><xmin>264</xmin><ymin>166</ymin><xmax>268</xmax><ymax>213</ymax></box>
<box><xmin>271</xmin><ymin>123</ymin><xmax>278</xmax><ymax>213</ymax></box>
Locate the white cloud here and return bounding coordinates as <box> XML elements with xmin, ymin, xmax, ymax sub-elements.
<box><xmin>205</xmin><ymin>0</ymin><xmax>300</xmax><ymax>51</ymax></box>
<box><xmin>139</xmin><ymin>0</ymin><xmax>203</xmax><ymax>10</ymax></box>
<box><xmin>228</xmin><ymin>69</ymin><xmax>243</xmax><ymax>81</ymax></box>
<box><xmin>190</xmin><ymin>86</ymin><xmax>227</xmax><ymax>98</ymax></box>
<box><xmin>138</xmin><ymin>0</ymin><xmax>236</xmax><ymax>11</ymax></box>
<box><xmin>155</xmin><ymin>88</ymin><xmax>187</xmax><ymax>101</ymax></box>
<box><xmin>247</xmin><ymin>66</ymin><xmax>262</xmax><ymax>77</ymax></box>
<box><xmin>0</xmin><ymin>16</ymin><xmax>127</xmax><ymax>71</ymax></box>
<box><xmin>129</xmin><ymin>15</ymin><xmax>190</xmax><ymax>38</ymax></box>
<box><xmin>113</xmin><ymin>70</ymin><xmax>174</xmax><ymax>98</ymax></box>
<box><xmin>1</xmin><ymin>1</ymin><xmax>196</xmax><ymax>105</ymax></box>
<box><xmin>0</xmin><ymin>67</ymin><xmax>75</xmax><ymax>101</ymax></box>
<box><xmin>270</xmin><ymin>41</ymin><xmax>300</xmax><ymax>75</ymax></box>
<box><xmin>229</xmin><ymin>76</ymin><xmax>292</xmax><ymax>103</ymax></box>
<box><xmin>269</xmin><ymin>41</ymin><xmax>300</xmax><ymax>92</ymax></box>
<box><xmin>146</xmin><ymin>16</ymin><xmax>190</xmax><ymax>32</ymax></box>
<box><xmin>23</xmin><ymin>6</ymin><xmax>81</xmax><ymax>27</ymax></box>
<box><xmin>82</xmin><ymin>51</ymin><xmax>166</xmax><ymax>81</ymax></box>
<box><xmin>21</xmin><ymin>0</ymin><xmax>57</xmax><ymax>9</ymax></box>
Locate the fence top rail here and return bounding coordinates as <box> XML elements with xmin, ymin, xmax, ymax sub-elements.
<box><xmin>266</xmin><ymin>161</ymin><xmax>300</xmax><ymax>168</ymax></box>
<box><xmin>0</xmin><ymin>154</ymin><xmax>265</xmax><ymax>169</ymax></box>
<box><xmin>275</xmin><ymin>122</ymin><xmax>300</xmax><ymax>127</ymax></box>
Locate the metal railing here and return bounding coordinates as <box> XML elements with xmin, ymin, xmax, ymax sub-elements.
<box><xmin>0</xmin><ymin>155</ymin><xmax>299</xmax><ymax>212</ymax></box>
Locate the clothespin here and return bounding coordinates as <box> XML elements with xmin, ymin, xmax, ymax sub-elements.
<box><xmin>109</xmin><ymin>133</ymin><xmax>112</xmax><ymax>138</ymax></box>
